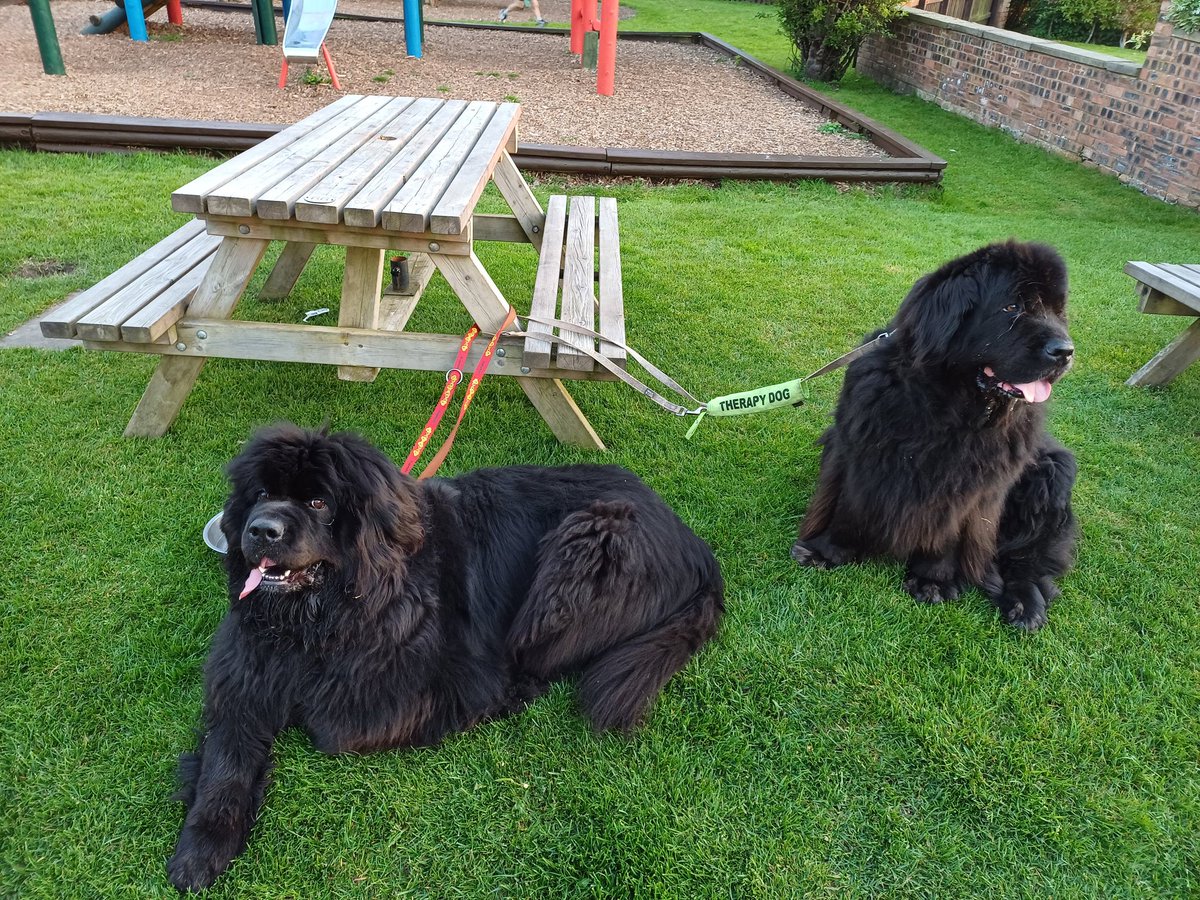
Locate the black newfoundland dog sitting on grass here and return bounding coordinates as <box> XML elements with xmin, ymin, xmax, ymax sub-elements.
<box><xmin>168</xmin><ymin>425</ymin><xmax>723</xmax><ymax>892</ymax></box>
<box><xmin>792</xmin><ymin>240</ymin><xmax>1077</xmax><ymax>631</ymax></box>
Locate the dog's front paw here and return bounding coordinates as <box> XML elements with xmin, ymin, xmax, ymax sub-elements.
<box><xmin>1003</xmin><ymin>601</ymin><xmax>1048</xmax><ymax>632</ymax></box>
<box><xmin>167</xmin><ymin>829</ymin><xmax>237</xmax><ymax>893</ymax></box>
<box><xmin>791</xmin><ymin>536</ymin><xmax>852</xmax><ymax>569</ymax></box>
<box><xmin>999</xmin><ymin>582</ymin><xmax>1049</xmax><ymax>632</ymax></box>
<box><xmin>790</xmin><ymin>540</ymin><xmax>830</xmax><ymax>568</ymax></box>
<box><xmin>903</xmin><ymin>575</ymin><xmax>962</xmax><ymax>604</ymax></box>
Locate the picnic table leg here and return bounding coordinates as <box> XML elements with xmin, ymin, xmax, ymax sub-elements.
<box><xmin>1126</xmin><ymin>319</ymin><xmax>1200</xmax><ymax>386</ymax></box>
<box><xmin>490</xmin><ymin>152</ymin><xmax>546</xmax><ymax>251</ymax></box>
<box><xmin>124</xmin><ymin>237</ymin><xmax>269</xmax><ymax>437</ymax></box>
<box><xmin>259</xmin><ymin>241</ymin><xmax>317</xmax><ymax>299</ymax></box>
<box><xmin>338</xmin><ymin>246</ymin><xmax>386</xmax><ymax>382</ymax></box>
<box><xmin>433</xmin><ymin>251</ymin><xmax>605</xmax><ymax>450</ymax></box>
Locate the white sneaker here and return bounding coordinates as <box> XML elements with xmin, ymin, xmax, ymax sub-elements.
<box><xmin>536</xmin><ymin>17</ymin><xmax>546</xmax><ymax>26</ymax></box>
<box><xmin>498</xmin><ymin>8</ymin><xmax>508</xmax><ymax>20</ymax></box>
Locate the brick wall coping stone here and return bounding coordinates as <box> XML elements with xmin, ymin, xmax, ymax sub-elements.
<box><xmin>900</xmin><ymin>8</ymin><xmax>1142</xmax><ymax>76</ymax></box>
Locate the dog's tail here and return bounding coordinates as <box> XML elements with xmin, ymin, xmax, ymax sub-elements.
<box><xmin>578</xmin><ymin>584</ymin><xmax>723</xmax><ymax>733</ymax></box>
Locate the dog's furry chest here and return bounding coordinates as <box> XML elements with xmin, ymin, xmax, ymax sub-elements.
<box><xmin>299</xmin><ymin>654</ymin><xmax>439</xmax><ymax>754</ymax></box>
<box><xmin>229</xmin><ymin>586</ymin><xmax>449</xmax><ymax>754</ymax></box>
<box><xmin>832</xmin><ymin>370</ymin><xmax>1043</xmax><ymax>554</ymax></box>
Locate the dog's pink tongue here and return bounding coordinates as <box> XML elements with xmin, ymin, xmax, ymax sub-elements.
<box><xmin>1014</xmin><ymin>380</ymin><xmax>1053</xmax><ymax>403</ymax></box>
<box><xmin>238</xmin><ymin>558</ymin><xmax>276</xmax><ymax>600</ymax></box>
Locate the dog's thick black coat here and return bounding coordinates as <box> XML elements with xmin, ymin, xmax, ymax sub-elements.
<box><xmin>791</xmin><ymin>240</ymin><xmax>1078</xmax><ymax>630</ymax></box>
<box><xmin>168</xmin><ymin>425</ymin><xmax>723</xmax><ymax>892</ymax></box>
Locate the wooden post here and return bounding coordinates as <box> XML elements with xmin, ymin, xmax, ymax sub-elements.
<box><xmin>1127</xmin><ymin>320</ymin><xmax>1200</xmax><ymax>386</ymax></box>
<box><xmin>27</xmin><ymin>0</ymin><xmax>65</xmax><ymax>74</ymax></box>
<box><xmin>337</xmin><ymin>246</ymin><xmax>386</xmax><ymax>382</ymax></box>
<box><xmin>597</xmin><ymin>0</ymin><xmax>618</xmax><ymax>96</ymax></box>
<box><xmin>582</xmin><ymin>31</ymin><xmax>599</xmax><ymax>71</ymax></box>
<box><xmin>433</xmin><ymin>251</ymin><xmax>606</xmax><ymax>450</ymax></box>
<box><xmin>124</xmin><ymin>237</ymin><xmax>269</xmax><ymax>437</ymax></box>
<box><xmin>259</xmin><ymin>242</ymin><xmax>317</xmax><ymax>299</ymax></box>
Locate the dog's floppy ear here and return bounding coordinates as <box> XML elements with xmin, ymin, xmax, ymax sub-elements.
<box><xmin>327</xmin><ymin>432</ymin><xmax>424</xmax><ymax>613</ymax></box>
<box><xmin>892</xmin><ymin>264</ymin><xmax>979</xmax><ymax>367</ymax></box>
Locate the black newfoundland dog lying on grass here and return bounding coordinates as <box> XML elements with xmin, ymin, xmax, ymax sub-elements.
<box><xmin>168</xmin><ymin>425</ymin><xmax>723</xmax><ymax>892</ymax></box>
<box><xmin>792</xmin><ymin>240</ymin><xmax>1077</xmax><ymax>631</ymax></box>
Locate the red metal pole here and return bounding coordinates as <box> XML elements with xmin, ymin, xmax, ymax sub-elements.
<box><xmin>166</xmin><ymin>0</ymin><xmax>182</xmax><ymax>26</ymax></box>
<box><xmin>321</xmin><ymin>43</ymin><xmax>342</xmax><ymax>90</ymax></box>
<box><xmin>570</xmin><ymin>0</ymin><xmax>584</xmax><ymax>54</ymax></box>
<box><xmin>597</xmin><ymin>0</ymin><xmax>617</xmax><ymax>96</ymax></box>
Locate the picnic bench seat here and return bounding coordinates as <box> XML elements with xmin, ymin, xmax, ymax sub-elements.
<box><xmin>1125</xmin><ymin>261</ymin><xmax>1200</xmax><ymax>386</ymax></box>
<box><xmin>523</xmin><ymin>195</ymin><xmax>626</xmax><ymax>374</ymax></box>
<box><xmin>40</xmin><ymin>220</ymin><xmax>222</xmax><ymax>344</ymax></box>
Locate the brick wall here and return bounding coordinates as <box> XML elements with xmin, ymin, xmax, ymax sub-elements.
<box><xmin>857</xmin><ymin>1</ymin><xmax>1200</xmax><ymax>206</ymax></box>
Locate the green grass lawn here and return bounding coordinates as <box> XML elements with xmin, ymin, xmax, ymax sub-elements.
<box><xmin>1057</xmin><ymin>39</ymin><xmax>1149</xmax><ymax>64</ymax></box>
<box><xmin>2</xmin><ymin>3</ymin><xmax>1199</xmax><ymax>897</ymax></box>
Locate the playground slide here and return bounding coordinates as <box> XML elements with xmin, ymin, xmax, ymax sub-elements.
<box><xmin>80</xmin><ymin>0</ymin><xmax>166</xmax><ymax>35</ymax></box>
<box><xmin>282</xmin><ymin>0</ymin><xmax>337</xmax><ymax>61</ymax></box>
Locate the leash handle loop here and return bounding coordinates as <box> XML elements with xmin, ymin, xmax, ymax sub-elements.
<box><xmin>416</xmin><ymin>306</ymin><xmax>519</xmax><ymax>481</ymax></box>
<box><xmin>400</xmin><ymin>325</ymin><xmax>480</xmax><ymax>475</ymax></box>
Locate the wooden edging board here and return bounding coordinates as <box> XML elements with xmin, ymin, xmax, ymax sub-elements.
<box><xmin>1</xmin><ymin>13</ymin><xmax>945</xmax><ymax>184</ymax></box>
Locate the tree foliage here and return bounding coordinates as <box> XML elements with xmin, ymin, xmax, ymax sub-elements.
<box><xmin>1168</xmin><ymin>0</ymin><xmax>1200</xmax><ymax>32</ymax></box>
<box><xmin>777</xmin><ymin>0</ymin><xmax>904</xmax><ymax>82</ymax></box>
<box><xmin>1009</xmin><ymin>0</ymin><xmax>1158</xmax><ymax>42</ymax></box>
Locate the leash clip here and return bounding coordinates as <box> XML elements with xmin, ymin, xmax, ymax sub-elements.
<box><xmin>445</xmin><ymin>368</ymin><xmax>463</xmax><ymax>383</ymax></box>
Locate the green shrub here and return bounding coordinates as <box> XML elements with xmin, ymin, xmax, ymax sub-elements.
<box><xmin>1168</xmin><ymin>0</ymin><xmax>1200</xmax><ymax>32</ymax></box>
<box><xmin>777</xmin><ymin>0</ymin><xmax>903</xmax><ymax>82</ymax></box>
<box><xmin>1008</xmin><ymin>0</ymin><xmax>1159</xmax><ymax>44</ymax></box>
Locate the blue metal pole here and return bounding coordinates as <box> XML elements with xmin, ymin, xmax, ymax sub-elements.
<box><xmin>124</xmin><ymin>0</ymin><xmax>148</xmax><ymax>41</ymax></box>
<box><xmin>403</xmin><ymin>0</ymin><xmax>421</xmax><ymax>58</ymax></box>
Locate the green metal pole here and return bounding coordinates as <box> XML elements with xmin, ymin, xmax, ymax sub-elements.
<box><xmin>253</xmin><ymin>0</ymin><xmax>278</xmax><ymax>45</ymax></box>
<box><xmin>28</xmin><ymin>0</ymin><xmax>66</xmax><ymax>76</ymax></box>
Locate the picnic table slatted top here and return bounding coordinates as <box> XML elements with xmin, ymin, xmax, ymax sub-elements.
<box><xmin>1125</xmin><ymin>262</ymin><xmax>1200</xmax><ymax>314</ymax></box>
<box><xmin>171</xmin><ymin>95</ymin><xmax>520</xmax><ymax>236</ymax></box>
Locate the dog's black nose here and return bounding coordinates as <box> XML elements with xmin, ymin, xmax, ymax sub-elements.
<box><xmin>247</xmin><ymin>515</ymin><xmax>285</xmax><ymax>543</ymax></box>
<box><xmin>1044</xmin><ymin>338</ymin><xmax>1074</xmax><ymax>362</ymax></box>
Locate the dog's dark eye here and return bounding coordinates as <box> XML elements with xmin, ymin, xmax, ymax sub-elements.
<box><xmin>256</xmin><ymin>489</ymin><xmax>269</xmax><ymax>500</ymax></box>
<box><xmin>309</xmin><ymin>498</ymin><xmax>327</xmax><ymax>511</ymax></box>
<box><xmin>1003</xmin><ymin>302</ymin><xmax>1022</xmax><ymax>314</ymax></box>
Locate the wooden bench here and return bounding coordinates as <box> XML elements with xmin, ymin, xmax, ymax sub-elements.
<box><xmin>41</xmin><ymin>220</ymin><xmax>222</xmax><ymax>344</ymax></box>
<box><xmin>523</xmin><ymin>195</ymin><xmax>626</xmax><ymax>374</ymax></box>
<box><xmin>1125</xmin><ymin>261</ymin><xmax>1200</xmax><ymax>386</ymax></box>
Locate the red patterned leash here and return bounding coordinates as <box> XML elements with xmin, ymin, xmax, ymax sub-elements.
<box><xmin>399</xmin><ymin>305</ymin><xmax>519</xmax><ymax>480</ymax></box>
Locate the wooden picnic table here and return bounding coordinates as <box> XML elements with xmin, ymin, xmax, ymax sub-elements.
<box><xmin>44</xmin><ymin>95</ymin><xmax>630</xmax><ymax>450</ymax></box>
<box><xmin>1125</xmin><ymin>261</ymin><xmax>1200</xmax><ymax>387</ymax></box>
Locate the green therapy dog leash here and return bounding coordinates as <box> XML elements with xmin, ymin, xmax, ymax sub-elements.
<box><xmin>687</xmin><ymin>331</ymin><xmax>891</xmax><ymax>437</ymax></box>
<box><xmin>513</xmin><ymin>313</ymin><xmax>889</xmax><ymax>438</ymax></box>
